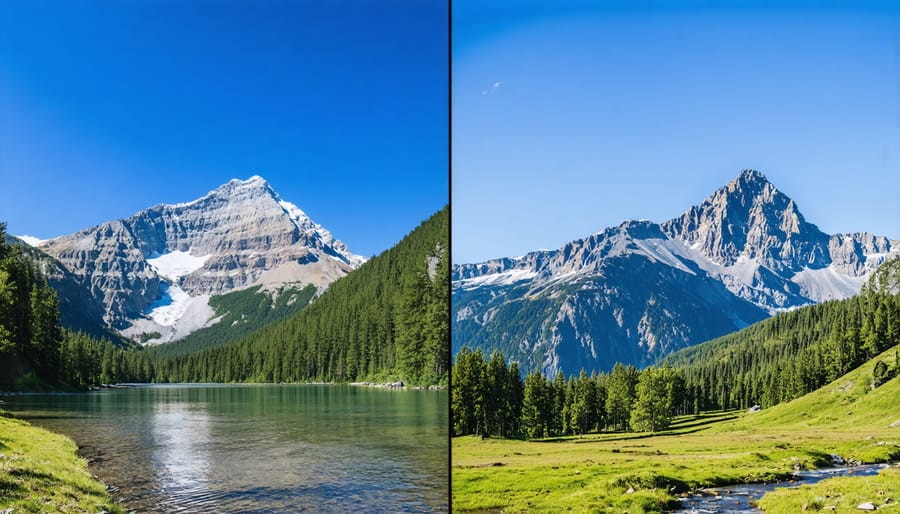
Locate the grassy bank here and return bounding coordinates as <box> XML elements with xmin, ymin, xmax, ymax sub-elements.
<box><xmin>758</xmin><ymin>466</ymin><xmax>900</xmax><ymax>513</ymax></box>
<box><xmin>453</xmin><ymin>348</ymin><xmax>900</xmax><ymax>513</ymax></box>
<box><xmin>0</xmin><ymin>410</ymin><xmax>124</xmax><ymax>513</ymax></box>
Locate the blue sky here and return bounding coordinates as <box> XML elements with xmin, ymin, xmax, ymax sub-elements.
<box><xmin>453</xmin><ymin>1</ymin><xmax>900</xmax><ymax>263</ymax></box>
<box><xmin>0</xmin><ymin>0</ymin><xmax>448</xmax><ymax>258</ymax></box>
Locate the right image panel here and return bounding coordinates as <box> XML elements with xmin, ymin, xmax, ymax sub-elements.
<box><xmin>451</xmin><ymin>2</ymin><xmax>900</xmax><ymax>512</ymax></box>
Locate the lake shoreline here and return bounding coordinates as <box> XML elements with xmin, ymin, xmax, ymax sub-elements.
<box><xmin>0</xmin><ymin>409</ymin><xmax>125</xmax><ymax>513</ymax></box>
<box><xmin>6</xmin><ymin>383</ymin><xmax>449</xmax><ymax>512</ymax></box>
<box><xmin>2</xmin><ymin>379</ymin><xmax>448</xmax><ymax>397</ymax></box>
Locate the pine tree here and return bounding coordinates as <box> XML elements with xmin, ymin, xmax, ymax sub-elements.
<box><xmin>484</xmin><ymin>350</ymin><xmax>511</xmax><ymax>437</ymax></box>
<box><xmin>606</xmin><ymin>363</ymin><xmax>637</xmax><ymax>431</ymax></box>
<box><xmin>451</xmin><ymin>347</ymin><xmax>486</xmax><ymax>436</ymax></box>
<box><xmin>507</xmin><ymin>361</ymin><xmax>524</xmax><ymax>437</ymax></box>
<box><xmin>426</xmin><ymin>250</ymin><xmax>449</xmax><ymax>382</ymax></box>
<box><xmin>522</xmin><ymin>371</ymin><xmax>550</xmax><ymax>439</ymax></box>
<box><xmin>29</xmin><ymin>279</ymin><xmax>62</xmax><ymax>380</ymax></box>
<box><xmin>630</xmin><ymin>367</ymin><xmax>673</xmax><ymax>433</ymax></box>
<box><xmin>0</xmin><ymin>267</ymin><xmax>16</xmax><ymax>388</ymax></box>
<box><xmin>570</xmin><ymin>369</ymin><xmax>598</xmax><ymax>435</ymax></box>
<box><xmin>552</xmin><ymin>371</ymin><xmax>567</xmax><ymax>436</ymax></box>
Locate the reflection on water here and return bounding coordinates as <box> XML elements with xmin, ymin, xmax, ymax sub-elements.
<box><xmin>152</xmin><ymin>402</ymin><xmax>212</xmax><ymax>504</ymax></box>
<box><xmin>4</xmin><ymin>384</ymin><xmax>448</xmax><ymax>513</ymax></box>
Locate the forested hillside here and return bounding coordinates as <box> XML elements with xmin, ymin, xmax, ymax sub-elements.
<box><xmin>664</xmin><ymin>257</ymin><xmax>900</xmax><ymax>410</ymax></box>
<box><xmin>147</xmin><ymin>284</ymin><xmax>317</xmax><ymax>358</ymax></box>
<box><xmin>452</xmin><ymin>256</ymin><xmax>900</xmax><ymax>439</ymax></box>
<box><xmin>3</xmin><ymin>233</ymin><xmax>129</xmax><ymax>346</ymax></box>
<box><xmin>0</xmin><ymin>223</ymin><xmax>65</xmax><ymax>389</ymax></box>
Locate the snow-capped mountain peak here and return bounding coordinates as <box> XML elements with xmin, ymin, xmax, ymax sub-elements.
<box><xmin>37</xmin><ymin>175</ymin><xmax>365</xmax><ymax>344</ymax></box>
<box><xmin>453</xmin><ymin>169</ymin><xmax>898</xmax><ymax>377</ymax></box>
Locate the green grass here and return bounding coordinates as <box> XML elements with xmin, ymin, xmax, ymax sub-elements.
<box><xmin>0</xmin><ymin>410</ymin><xmax>124</xmax><ymax>513</ymax></box>
<box><xmin>453</xmin><ymin>347</ymin><xmax>900</xmax><ymax>513</ymax></box>
<box><xmin>757</xmin><ymin>466</ymin><xmax>900</xmax><ymax>513</ymax></box>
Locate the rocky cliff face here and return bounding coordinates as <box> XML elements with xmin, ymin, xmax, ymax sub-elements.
<box><xmin>661</xmin><ymin>169</ymin><xmax>893</xmax><ymax>309</ymax></box>
<box><xmin>453</xmin><ymin>170</ymin><xmax>898</xmax><ymax>376</ymax></box>
<box><xmin>662</xmin><ymin>169</ymin><xmax>831</xmax><ymax>273</ymax></box>
<box><xmin>37</xmin><ymin>176</ymin><xmax>363</xmax><ymax>343</ymax></box>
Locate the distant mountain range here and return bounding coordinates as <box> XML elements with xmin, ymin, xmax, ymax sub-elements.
<box><xmin>452</xmin><ymin>169</ymin><xmax>898</xmax><ymax>376</ymax></box>
<box><xmin>17</xmin><ymin>176</ymin><xmax>363</xmax><ymax>344</ymax></box>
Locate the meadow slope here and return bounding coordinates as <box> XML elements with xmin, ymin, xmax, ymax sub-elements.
<box><xmin>452</xmin><ymin>346</ymin><xmax>900</xmax><ymax>513</ymax></box>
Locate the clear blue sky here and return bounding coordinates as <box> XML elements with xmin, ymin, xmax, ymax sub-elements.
<box><xmin>0</xmin><ymin>0</ymin><xmax>448</xmax><ymax>259</ymax></box>
<box><xmin>453</xmin><ymin>0</ymin><xmax>900</xmax><ymax>264</ymax></box>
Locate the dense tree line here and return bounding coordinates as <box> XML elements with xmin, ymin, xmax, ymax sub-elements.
<box><xmin>0</xmin><ymin>223</ymin><xmax>64</xmax><ymax>389</ymax></box>
<box><xmin>1</xmin><ymin>223</ymin><xmax>151</xmax><ymax>389</ymax></box>
<box><xmin>452</xmin><ymin>348</ymin><xmax>689</xmax><ymax>438</ymax></box>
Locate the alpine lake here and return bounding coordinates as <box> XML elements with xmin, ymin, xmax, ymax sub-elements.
<box><xmin>3</xmin><ymin>384</ymin><xmax>448</xmax><ymax>513</ymax></box>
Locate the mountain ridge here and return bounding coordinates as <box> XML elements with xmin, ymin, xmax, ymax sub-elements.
<box><xmin>453</xmin><ymin>169</ymin><xmax>898</xmax><ymax>376</ymax></box>
<box><xmin>30</xmin><ymin>176</ymin><xmax>363</xmax><ymax>344</ymax></box>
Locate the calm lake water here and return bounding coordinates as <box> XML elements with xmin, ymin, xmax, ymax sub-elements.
<box><xmin>3</xmin><ymin>384</ymin><xmax>448</xmax><ymax>513</ymax></box>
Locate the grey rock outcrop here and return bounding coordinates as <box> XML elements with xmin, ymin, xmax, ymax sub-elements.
<box><xmin>37</xmin><ymin>176</ymin><xmax>363</xmax><ymax>340</ymax></box>
<box><xmin>662</xmin><ymin>169</ymin><xmax>831</xmax><ymax>274</ymax></box>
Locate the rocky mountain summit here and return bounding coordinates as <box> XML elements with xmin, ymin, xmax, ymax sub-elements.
<box><xmin>453</xmin><ymin>170</ymin><xmax>897</xmax><ymax>376</ymax></box>
<box><xmin>35</xmin><ymin>176</ymin><xmax>364</xmax><ymax>343</ymax></box>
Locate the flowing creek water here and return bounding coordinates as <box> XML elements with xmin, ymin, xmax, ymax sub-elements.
<box><xmin>671</xmin><ymin>463</ymin><xmax>891</xmax><ymax>513</ymax></box>
<box><xmin>3</xmin><ymin>384</ymin><xmax>448</xmax><ymax>513</ymax></box>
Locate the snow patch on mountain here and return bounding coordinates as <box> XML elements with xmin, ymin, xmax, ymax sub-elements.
<box><xmin>16</xmin><ymin>235</ymin><xmax>49</xmax><ymax>247</ymax></box>
<box><xmin>457</xmin><ymin>268</ymin><xmax>538</xmax><ymax>288</ymax></box>
<box><xmin>278</xmin><ymin>199</ymin><xmax>310</xmax><ymax>225</ymax></box>
<box><xmin>864</xmin><ymin>252</ymin><xmax>894</xmax><ymax>271</ymax></box>
<box><xmin>630</xmin><ymin>238</ymin><xmax>697</xmax><ymax>275</ymax></box>
<box><xmin>791</xmin><ymin>265</ymin><xmax>867</xmax><ymax>302</ymax></box>
<box><xmin>146</xmin><ymin>283</ymin><xmax>193</xmax><ymax>326</ymax></box>
<box><xmin>136</xmin><ymin>249</ymin><xmax>217</xmax><ymax>342</ymax></box>
<box><xmin>147</xmin><ymin>250</ymin><xmax>211</xmax><ymax>281</ymax></box>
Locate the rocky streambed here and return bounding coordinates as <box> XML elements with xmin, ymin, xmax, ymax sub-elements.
<box><xmin>672</xmin><ymin>462</ymin><xmax>893</xmax><ymax>513</ymax></box>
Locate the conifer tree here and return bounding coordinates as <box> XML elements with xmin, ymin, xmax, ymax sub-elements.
<box><xmin>630</xmin><ymin>367</ymin><xmax>673</xmax><ymax>432</ymax></box>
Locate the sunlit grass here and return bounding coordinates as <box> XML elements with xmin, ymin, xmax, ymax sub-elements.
<box><xmin>453</xmin><ymin>348</ymin><xmax>900</xmax><ymax>512</ymax></box>
<box><xmin>0</xmin><ymin>411</ymin><xmax>124</xmax><ymax>513</ymax></box>
<box><xmin>757</xmin><ymin>467</ymin><xmax>900</xmax><ymax>513</ymax></box>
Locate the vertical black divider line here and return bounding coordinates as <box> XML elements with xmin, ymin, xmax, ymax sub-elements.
<box><xmin>447</xmin><ymin>0</ymin><xmax>455</xmax><ymax>510</ymax></box>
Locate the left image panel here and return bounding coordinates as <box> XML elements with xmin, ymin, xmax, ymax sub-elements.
<box><xmin>0</xmin><ymin>0</ymin><xmax>449</xmax><ymax>512</ymax></box>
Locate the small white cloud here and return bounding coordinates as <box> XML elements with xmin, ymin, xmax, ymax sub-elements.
<box><xmin>482</xmin><ymin>81</ymin><xmax>503</xmax><ymax>96</ymax></box>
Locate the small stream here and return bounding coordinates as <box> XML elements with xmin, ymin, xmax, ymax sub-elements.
<box><xmin>671</xmin><ymin>463</ymin><xmax>890</xmax><ymax>513</ymax></box>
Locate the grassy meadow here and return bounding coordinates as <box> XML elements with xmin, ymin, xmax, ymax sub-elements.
<box><xmin>0</xmin><ymin>410</ymin><xmax>124</xmax><ymax>513</ymax></box>
<box><xmin>453</xmin><ymin>348</ymin><xmax>900</xmax><ymax>513</ymax></box>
